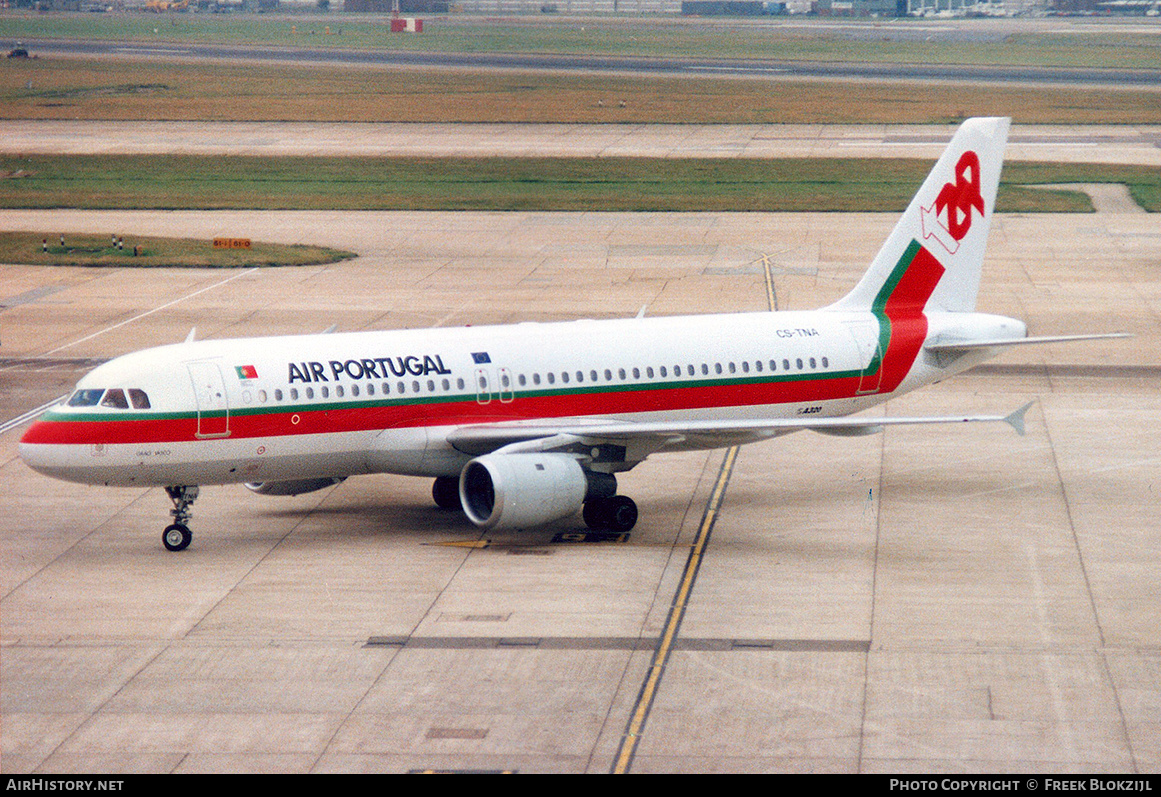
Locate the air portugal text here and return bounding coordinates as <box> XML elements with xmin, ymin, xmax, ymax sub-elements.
<box><xmin>288</xmin><ymin>355</ymin><xmax>453</xmax><ymax>384</ymax></box>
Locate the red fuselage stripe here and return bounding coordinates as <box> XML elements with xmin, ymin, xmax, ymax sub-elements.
<box><xmin>22</xmin><ymin>373</ymin><xmax>867</xmax><ymax>446</ymax></box>
<box><xmin>877</xmin><ymin>245</ymin><xmax>945</xmax><ymax>394</ymax></box>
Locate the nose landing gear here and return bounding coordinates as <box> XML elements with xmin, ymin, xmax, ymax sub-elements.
<box><xmin>163</xmin><ymin>485</ymin><xmax>199</xmax><ymax>551</ymax></box>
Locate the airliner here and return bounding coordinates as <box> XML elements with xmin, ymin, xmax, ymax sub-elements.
<box><xmin>18</xmin><ymin>117</ymin><xmax>1122</xmax><ymax>551</ymax></box>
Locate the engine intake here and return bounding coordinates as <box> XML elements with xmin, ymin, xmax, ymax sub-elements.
<box><xmin>459</xmin><ymin>453</ymin><xmax>589</xmax><ymax>530</ymax></box>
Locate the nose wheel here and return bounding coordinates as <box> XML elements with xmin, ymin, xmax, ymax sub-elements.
<box><xmin>163</xmin><ymin>523</ymin><xmax>192</xmax><ymax>552</ymax></box>
<box><xmin>163</xmin><ymin>485</ymin><xmax>199</xmax><ymax>551</ymax></box>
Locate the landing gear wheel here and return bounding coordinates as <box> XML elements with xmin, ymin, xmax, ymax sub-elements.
<box><xmin>163</xmin><ymin>485</ymin><xmax>199</xmax><ymax>552</ymax></box>
<box><xmin>583</xmin><ymin>495</ymin><xmax>638</xmax><ymax>533</ymax></box>
<box><xmin>163</xmin><ymin>523</ymin><xmax>192</xmax><ymax>552</ymax></box>
<box><xmin>583</xmin><ymin>500</ymin><xmax>606</xmax><ymax>530</ymax></box>
<box><xmin>432</xmin><ymin>476</ymin><xmax>460</xmax><ymax>510</ymax></box>
<box><xmin>604</xmin><ymin>495</ymin><xmax>638</xmax><ymax>533</ymax></box>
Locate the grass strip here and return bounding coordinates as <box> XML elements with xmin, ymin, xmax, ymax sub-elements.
<box><xmin>0</xmin><ymin>231</ymin><xmax>356</xmax><ymax>267</ymax></box>
<box><xmin>3</xmin><ymin>56</ymin><xmax>1158</xmax><ymax>125</ymax></box>
<box><xmin>3</xmin><ymin>155</ymin><xmax>1158</xmax><ymax>212</ymax></box>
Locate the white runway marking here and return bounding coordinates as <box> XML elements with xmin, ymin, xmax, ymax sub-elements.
<box><xmin>45</xmin><ymin>268</ymin><xmax>259</xmax><ymax>356</ymax></box>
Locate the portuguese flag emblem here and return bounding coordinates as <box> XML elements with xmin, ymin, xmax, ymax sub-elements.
<box><xmin>235</xmin><ymin>365</ymin><xmax>259</xmax><ymax>380</ymax></box>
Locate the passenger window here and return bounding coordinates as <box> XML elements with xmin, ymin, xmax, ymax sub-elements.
<box><xmin>290</xmin><ymin>388</ymin><xmax>299</xmax><ymax>400</ymax></box>
<box><xmin>822</xmin><ymin>357</ymin><xmax>829</xmax><ymax>368</ymax></box>
<box><xmin>101</xmin><ymin>389</ymin><xmax>129</xmax><ymax>409</ymax></box>
<box><xmin>632</xmin><ymin>367</ymin><xmax>640</xmax><ymax>379</ymax></box>
<box><xmin>336</xmin><ymin>385</ymin><xmax>345</xmax><ymax>398</ymax></box>
<box><xmin>128</xmin><ymin>389</ymin><xmax>151</xmax><ymax>409</ymax></box>
<box><xmin>258</xmin><ymin>390</ymin><xmax>268</xmax><ymax>403</ymax></box>
<box><xmin>306</xmin><ymin>387</ymin><xmax>315</xmax><ymax>399</ymax></box>
<box><xmin>796</xmin><ymin>358</ymin><xmax>804</xmax><ymax>370</ymax></box>
<box><xmin>604</xmin><ymin>369</ymin><xmax>612</xmax><ymax>381</ymax></box>
<box><xmin>562</xmin><ymin>372</ymin><xmax>570</xmax><ymax>384</ymax></box>
<box><xmin>274</xmin><ymin>389</ymin><xmax>283</xmax><ymax>402</ymax></box>
<box><xmin>321</xmin><ymin>386</ymin><xmax>330</xmax><ymax>398</ymax></box>
<box><xmin>67</xmin><ymin>389</ymin><xmax>104</xmax><ymax>407</ymax></box>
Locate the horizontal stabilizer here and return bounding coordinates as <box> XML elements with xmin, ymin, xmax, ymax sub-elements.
<box><xmin>926</xmin><ymin>332</ymin><xmax>1131</xmax><ymax>353</ymax></box>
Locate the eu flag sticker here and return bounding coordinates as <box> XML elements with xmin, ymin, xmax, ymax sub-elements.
<box><xmin>471</xmin><ymin>352</ymin><xmax>491</xmax><ymax>364</ymax></box>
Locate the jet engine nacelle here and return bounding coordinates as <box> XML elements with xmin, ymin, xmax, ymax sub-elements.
<box><xmin>459</xmin><ymin>453</ymin><xmax>589</xmax><ymax>530</ymax></box>
<box><xmin>244</xmin><ymin>477</ymin><xmax>345</xmax><ymax>496</ymax></box>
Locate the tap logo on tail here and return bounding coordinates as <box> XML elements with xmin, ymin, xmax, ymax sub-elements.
<box><xmin>921</xmin><ymin>151</ymin><xmax>985</xmax><ymax>256</ymax></box>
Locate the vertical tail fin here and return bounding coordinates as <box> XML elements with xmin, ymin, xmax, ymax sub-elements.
<box><xmin>828</xmin><ymin>117</ymin><xmax>1010</xmax><ymax>315</ymax></box>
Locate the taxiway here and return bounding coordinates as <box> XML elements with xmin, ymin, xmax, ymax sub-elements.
<box><xmin>1</xmin><ymin>128</ymin><xmax>1159</xmax><ymax>773</ymax></box>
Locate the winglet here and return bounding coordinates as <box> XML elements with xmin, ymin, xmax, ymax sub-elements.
<box><xmin>1004</xmin><ymin>401</ymin><xmax>1034</xmax><ymax>437</ymax></box>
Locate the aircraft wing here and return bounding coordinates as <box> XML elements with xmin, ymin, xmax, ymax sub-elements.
<box><xmin>445</xmin><ymin>402</ymin><xmax>1033</xmax><ymax>459</ymax></box>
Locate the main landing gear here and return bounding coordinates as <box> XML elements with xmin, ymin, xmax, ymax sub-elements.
<box><xmin>429</xmin><ymin>476</ymin><xmax>639</xmax><ymax>533</ymax></box>
<box><xmin>432</xmin><ymin>475</ymin><xmax>460</xmax><ymax>511</ymax></box>
<box><xmin>163</xmin><ymin>485</ymin><xmax>199</xmax><ymax>552</ymax></box>
<box><xmin>583</xmin><ymin>495</ymin><xmax>638</xmax><ymax>533</ymax></box>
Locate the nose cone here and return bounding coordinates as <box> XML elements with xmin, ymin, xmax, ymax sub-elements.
<box><xmin>18</xmin><ymin>415</ymin><xmax>98</xmax><ymax>485</ymax></box>
<box><xmin>19</xmin><ymin>417</ymin><xmax>50</xmax><ymax>460</ymax></box>
<box><xmin>20</xmin><ymin>420</ymin><xmax>65</xmax><ymax>479</ymax></box>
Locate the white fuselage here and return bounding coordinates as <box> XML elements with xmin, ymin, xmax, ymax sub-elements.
<box><xmin>18</xmin><ymin>307</ymin><xmax>1021</xmax><ymax>488</ymax></box>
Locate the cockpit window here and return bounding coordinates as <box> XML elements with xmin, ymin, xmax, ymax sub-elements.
<box><xmin>128</xmin><ymin>389</ymin><xmax>151</xmax><ymax>409</ymax></box>
<box><xmin>101</xmin><ymin>389</ymin><xmax>129</xmax><ymax>409</ymax></box>
<box><xmin>67</xmin><ymin>389</ymin><xmax>105</xmax><ymax>407</ymax></box>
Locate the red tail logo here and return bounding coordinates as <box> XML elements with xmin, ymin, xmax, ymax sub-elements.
<box><xmin>921</xmin><ymin>150</ymin><xmax>985</xmax><ymax>255</ymax></box>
